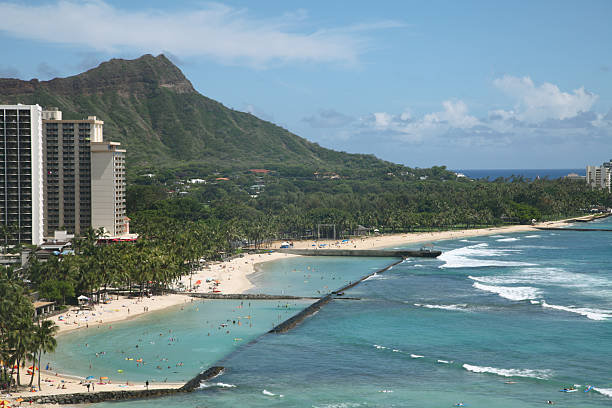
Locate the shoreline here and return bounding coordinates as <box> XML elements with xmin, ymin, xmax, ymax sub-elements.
<box><xmin>9</xmin><ymin>217</ymin><xmax>586</xmax><ymax>405</ymax></box>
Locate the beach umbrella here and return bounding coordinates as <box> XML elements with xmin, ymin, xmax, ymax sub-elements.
<box><xmin>77</xmin><ymin>295</ymin><xmax>89</xmax><ymax>301</ymax></box>
<box><xmin>86</xmin><ymin>376</ymin><xmax>95</xmax><ymax>380</ymax></box>
<box><xmin>100</xmin><ymin>376</ymin><xmax>108</xmax><ymax>380</ymax></box>
<box><xmin>195</xmin><ymin>280</ymin><xmax>201</xmax><ymax>285</ymax></box>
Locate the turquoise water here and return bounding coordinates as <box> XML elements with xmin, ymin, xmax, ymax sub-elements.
<box><xmin>247</xmin><ymin>256</ymin><xmax>394</xmax><ymax>296</ymax></box>
<box><xmin>48</xmin><ymin>299</ymin><xmax>312</xmax><ymax>384</ymax></box>
<box><xmin>64</xmin><ymin>220</ymin><xmax>612</xmax><ymax>407</ymax></box>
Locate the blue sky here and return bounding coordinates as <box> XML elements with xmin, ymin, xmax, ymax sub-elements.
<box><xmin>1</xmin><ymin>0</ymin><xmax>611</xmax><ymax>169</ymax></box>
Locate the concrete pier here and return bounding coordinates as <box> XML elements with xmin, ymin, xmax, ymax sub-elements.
<box><xmin>276</xmin><ymin>248</ymin><xmax>441</xmax><ymax>258</ymax></box>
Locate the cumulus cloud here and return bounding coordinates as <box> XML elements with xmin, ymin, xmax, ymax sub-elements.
<box><xmin>303</xmin><ymin>109</ymin><xmax>354</xmax><ymax>128</ymax></box>
<box><xmin>326</xmin><ymin>76</ymin><xmax>609</xmax><ymax>150</ymax></box>
<box><xmin>0</xmin><ymin>1</ymin><xmax>403</xmax><ymax>68</ymax></box>
<box><xmin>357</xmin><ymin>100</ymin><xmax>480</xmax><ymax>143</ymax></box>
<box><xmin>492</xmin><ymin>75</ymin><xmax>598</xmax><ymax>122</ymax></box>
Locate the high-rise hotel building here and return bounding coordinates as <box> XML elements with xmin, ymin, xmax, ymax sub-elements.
<box><xmin>0</xmin><ymin>105</ymin><xmax>44</xmax><ymax>245</ymax></box>
<box><xmin>91</xmin><ymin>141</ymin><xmax>128</xmax><ymax>236</ymax></box>
<box><xmin>42</xmin><ymin>109</ymin><xmax>127</xmax><ymax>237</ymax></box>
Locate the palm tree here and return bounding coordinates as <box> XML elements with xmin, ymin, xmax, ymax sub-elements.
<box><xmin>30</xmin><ymin>320</ymin><xmax>58</xmax><ymax>390</ymax></box>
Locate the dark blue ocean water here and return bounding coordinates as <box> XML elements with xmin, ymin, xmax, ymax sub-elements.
<box><xmin>456</xmin><ymin>169</ymin><xmax>585</xmax><ymax>180</ymax></box>
<box><xmin>57</xmin><ymin>219</ymin><xmax>612</xmax><ymax>407</ymax></box>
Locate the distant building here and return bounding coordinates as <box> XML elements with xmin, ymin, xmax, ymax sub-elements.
<box><xmin>586</xmin><ymin>160</ymin><xmax>612</xmax><ymax>192</ymax></box>
<box><xmin>0</xmin><ymin>104</ymin><xmax>44</xmax><ymax>245</ymax></box>
<box><xmin>565</xmin><ymin>173</ymin><xmax>586</xmax><ymax>181</ymax></box>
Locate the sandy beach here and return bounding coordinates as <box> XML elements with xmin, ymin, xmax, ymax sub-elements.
<box><xmin>4</xmin><ymin>218</ymin><xmax>583</xmax><ymax>406</ymax></box>
<box><xmin>269</xmin><ymin>219</ymin><xmax>570</xmax><ymax>250</ymax></box>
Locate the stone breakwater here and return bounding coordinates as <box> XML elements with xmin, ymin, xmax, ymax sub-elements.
<box><xmin>333</xmin><ymin>258</ymin><xmax>404</xmax><ymax>294</ymax></box>
<box><xmin>269</xmin><ymin>295</ymin><xmax>333</xmax><ymax>333</ymax></box>
<box><xmin>181</xmin><ymin>366</ymin><xmax>225</xmax><ymax>392</ymax></box>
<box><xmin>268</xmin><ymin>257</ymin><xmax>407</xmax><ymax>334</ymax></box>
<box><xmin>28</xmin><ymin>367</ymin><xmax>225</xmax><ymax>405</ymax></box>
<box><xmin>29</xmin><ymin>388</ymin><xmax>181</xmax><ymax>405</ymax></box>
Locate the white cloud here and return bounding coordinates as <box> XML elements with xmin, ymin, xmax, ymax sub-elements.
<box><xmin>358</xmin><ymin>100</ymin><xmax>480</xmax><ymax>143</ymax></box>
<box><xmin>493</xmin><ymin>75</ymin><xmax>598</xmax><ymax>122</ymax></box>
<box><xmin>332</xmin><ymin>77</ymin><xmax>609</xmax><ymax>149</ymax></box>
<box><xmin>0</xmin><ymin>1</ymin><xmax>402</xmax><ymax>68</ymax></box>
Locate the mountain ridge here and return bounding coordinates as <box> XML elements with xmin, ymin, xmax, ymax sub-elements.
<box><xmin>0</xmin><ymin>54</ymin><xmax>400</xmax><ymax>175</ymax></box>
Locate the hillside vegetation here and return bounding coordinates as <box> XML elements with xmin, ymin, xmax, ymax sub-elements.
<box><xmin>0</xmin><ymin>54</ymin><xmax>401</xmax><ymax>176</ymax></box>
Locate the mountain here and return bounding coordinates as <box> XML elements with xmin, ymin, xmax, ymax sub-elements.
<box><xmin>0</xmin><ymin>54</ymin><xmax>400</xmax><ymax>176</ymax></box>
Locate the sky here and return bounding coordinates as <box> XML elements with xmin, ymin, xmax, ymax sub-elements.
<box><xmin>1</xmin><ymin>0</ymin><xmax>611</xmax><ymax>169</ymax></box>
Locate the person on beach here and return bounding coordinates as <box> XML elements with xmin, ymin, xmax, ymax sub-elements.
<box><xmin>145</xmin><ymin>380</ymin><xmax>149</xmax><ymax>390</ymax></box>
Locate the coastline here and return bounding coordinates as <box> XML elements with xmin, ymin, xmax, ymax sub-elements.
<box><xmin>8</xmin><ymin>217</ymin><xmax>583</xmax><ymax>405</ymax></box>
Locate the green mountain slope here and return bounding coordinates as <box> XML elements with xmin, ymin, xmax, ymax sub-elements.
<box><xmin>0</xmin><ymin>54</ymin><xmax>398</xmax><ymax>175</ymax></box>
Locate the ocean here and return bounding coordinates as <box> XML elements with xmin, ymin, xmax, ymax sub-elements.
<box><xmin>49</xmin><ymin>218</ymin><xmax>612</xmax><ymax>407</ymax></box>
<box><xmin>455</xmin><ymin>169</ymin><xmax>585</xmax><ymax>180</ymax></box>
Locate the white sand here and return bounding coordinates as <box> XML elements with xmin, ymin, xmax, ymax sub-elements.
<box><xmin>176</xmin><ymin>252</ymin><xmax>298</xmax><ymax>295</ymax></box>
<box><xmin>269</xmin><ymin>219</ymin><xmax>570</xmax><ymax>251</ymax></box>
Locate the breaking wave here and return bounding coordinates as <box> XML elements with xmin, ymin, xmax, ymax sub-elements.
<box><xmin>472</xmin><ymin>282</ymin><xmax>540</xmax><ymax>301</ymax></box>
<box><xmin>414</xmin><ymin>303</ymin><xmax>468</xmax><ymax>312</ymax></box>
<box><xmin>540</xmin><ymin>301</ymin><xmax>612</xmax><ymax>321</ymax></box>
<box><xmin>438</xmin><ymin>243</ymin><xmax>534</xmax><ymax>269</ymax></box>
<box><xmin>200</xmin><ymin>382</ymin><xmax>236</xmax><ymax>388</ymax></box>
<box><xmin>496</xmin><ymin>237</ymin><xmax>520</xmax><ymax>242</ymax></box>
<box><xmin>593</xmin><ymin>388</ymin><xmax>612</xmax><ymax>398</ymax></box>
<box><xmin>469</xmin><ymin>267</ymin><xmax>612</xmax><ymax>299</ymax></box>
<box><xmin>462</xmin><ymin>363</ymin><xmax>552</xmax><ymax>379</ymax></box>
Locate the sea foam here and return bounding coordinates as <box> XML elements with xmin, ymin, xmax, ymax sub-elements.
<box><xmin>200</xmin><ymin>382</ymin><xmax>236</xmax><ymax>388</ymax></box>
<box><xmin>469</xmin><ymin>267</ymin><xmax>612</xmax><ymax>298</ymax></box>
<box><xmin>472</xmin><ymin>282</ymin><xmax>540</xmax><ymax>301</ymax></box>
<box><xmin>414</xmin><ymin>303</ymin><xmax>468</xmax><ymax>312</ymax></box>
<box><xmin>462</xmin><ymin>364</ymin><xmax>552</xmax><ymax>379</ymax></box>
<box><xmin>593</xmin><ymin>388</ymin><xmax>612</xmax><ymax>398</ymax></box>
<box><xmin>540</xmin><ymin>301</ymin><xmax>611</xmax><ymax>321</ymax></box>
<box><xmin>496</xmin><ymin>237</ymin><xmax>519</xmax><ymax>242</ymax></box>
<box><xmin>438</xmin><ymin>243</ymin><xmax>533</xmax><ymax>269</ymax></box>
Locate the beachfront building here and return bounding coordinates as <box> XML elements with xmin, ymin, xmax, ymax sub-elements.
<box><xmin>43</xmin><ymin>108</ymin><xmax>128</xmax><ymax>237</ymax></box>
<box><xmin>586</xmin><ymin>160</ymin><xmax>612</xmax><ymax>192</ymax></box>
<box><xmin>42</xmin><ymin>108</ymin><xmax>104</xmax><ymax>235</ymax></box>
<box><xmin>0</xmin><ymin>104</ymin><xmax>44</xmax><ymax>245</ymax></box>
<box><xmin>90</xmin><ymin>141</ymin><xmax>128</xmax><ymax>236</ymax></box>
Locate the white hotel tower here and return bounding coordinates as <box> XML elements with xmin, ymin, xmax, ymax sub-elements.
<box><xmin>0</xmin><ymin>104</ymin><xmax>44</xmax><ymax>245</ymax></box>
